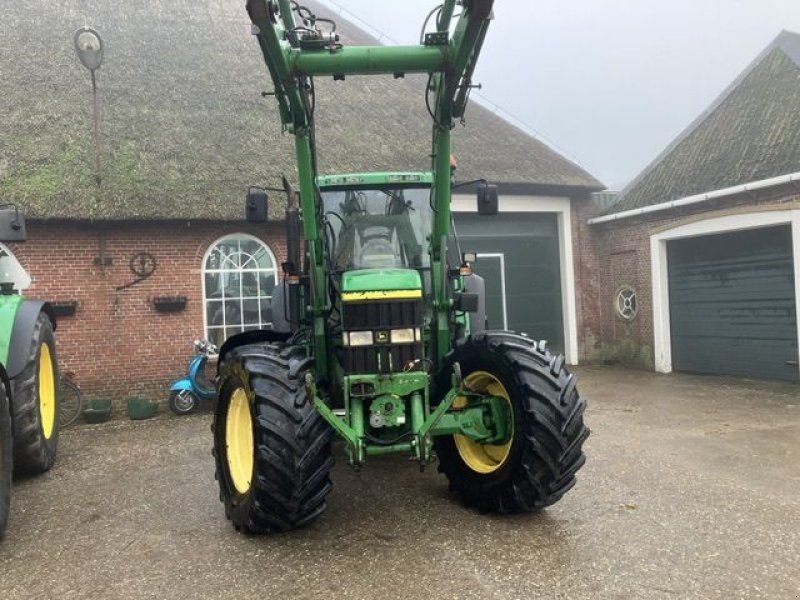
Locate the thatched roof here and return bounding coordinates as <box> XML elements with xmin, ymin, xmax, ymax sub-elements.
<box><xmin>0</xmin><ymin>0</ymin><xmax>601</xmax><ymax>221</ymax></box>
<box><xmin>610</xmin><ymin>30</ymin><xmax>800</xmax><ymax>215</ymax></box>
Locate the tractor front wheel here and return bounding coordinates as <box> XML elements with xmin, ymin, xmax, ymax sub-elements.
<box><xmin>212</xmin><ymin>342</ymin><xmax>334</xmax><ymax>533</ymax></box>
<box><xmin>0</xmin><ymin>379</ymin><xmax>12</xmax><ymax>537</ymax></box>
<box><xmin>434</xmin><ymin>332</ymin><xmax>589</xmax><ymax>512</ymax></box>
<box><xmin>11</xmin><ymin>312</ymin><xmax>59</xmax><ymax>476</ymax></box>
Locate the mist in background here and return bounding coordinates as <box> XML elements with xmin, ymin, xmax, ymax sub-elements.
<box><xmin>318</xmin><ymin>0</ymin><xmax>800</xmax><ymax>188</ymax></box>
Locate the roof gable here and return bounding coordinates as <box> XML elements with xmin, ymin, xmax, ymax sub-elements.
<box><xmin>611</xmin><ymin>30</ymin><xmax>800</xmax><ymax>214</ymax></box>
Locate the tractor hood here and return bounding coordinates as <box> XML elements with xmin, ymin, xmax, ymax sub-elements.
<box><xmin>341</xmin><ymin>269</ymin><xmax>422</xmax><ymax>292</ymax></box>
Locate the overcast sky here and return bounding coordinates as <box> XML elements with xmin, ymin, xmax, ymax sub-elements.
<box><xmin>317</xmin><ymin>0</ymin><xmax>800</xmax><ymax>188</ymax></box>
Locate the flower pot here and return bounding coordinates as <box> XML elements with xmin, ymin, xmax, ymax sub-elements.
<box><xmin>127</xmin><ymin>397</ymin><xmax>159</xmax><ymax>420</ymax></box>
<box><xmin>50</xmin><ymin>301</ymin><xmax>78</xmax><ymax>318</ymax></box>
<box><xmin>83</xmin><ymin>399</ymin><xmax>113</xmax><ymax>423</ymax></box>
<box><xmin>153</xmin><ymin>296</ymin><xmax>187</xmax><ymax>313</ymax></box>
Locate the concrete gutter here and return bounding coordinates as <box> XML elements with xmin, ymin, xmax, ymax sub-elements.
<box><xmin>587</xmin><ymin>171</ymin><xmax>800</xmax><ymax>225</ymax></box>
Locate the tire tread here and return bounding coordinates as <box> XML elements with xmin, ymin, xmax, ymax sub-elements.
<box><xmin>213</xmin><ymin>342</ymin><xmax>333</xmax><ymax>533</ymax></box>
<box><xmin>11</xmin><ymin>312</ymin><xmax>59</xmax><ymax>476</ymax></box>
<box><xmin>435</xmin><ymin>331</ymin><xmax>589</xmax><ymax>512</ymax></box>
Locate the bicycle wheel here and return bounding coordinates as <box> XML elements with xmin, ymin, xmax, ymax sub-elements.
<box><xmin>58</xmin><ymin>379</ymin><xmax>83</xmax><ymax>428</ymax></box>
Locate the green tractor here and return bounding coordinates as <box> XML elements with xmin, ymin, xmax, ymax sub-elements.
<box><xmin>0</xmin><ymin>206</ymin><xmax>60</xmax><ymax>538</ymax></box>
<box><xmin>212</xmin><ymin>0</ymin><xmax>588</xmax><ymax>533</ymax></box>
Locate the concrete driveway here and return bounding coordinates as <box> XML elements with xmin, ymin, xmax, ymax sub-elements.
<box><xmin>1</xmin><ymin>367</ymin><xmax>798</xmax><ymax>599</ymax></box>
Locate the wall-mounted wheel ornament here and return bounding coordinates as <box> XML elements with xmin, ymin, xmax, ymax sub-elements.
<box><xmin>615</xmin><ymin>285</ymin><xmax>637</xmax><ymax>321</ymax></box>
<box><xmin>130</xmin><ymin>253</ymin><xmax>156</xmax><ymax>278</ymax></box>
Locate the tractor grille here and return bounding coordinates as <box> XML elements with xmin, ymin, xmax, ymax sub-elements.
<box><xmin>341</xmin><ymin>298</ymin><xmax>424</xmax><ymax>374</ymax></box>
<box><xmin>342</xmin><ymin>299</ymin><xmax>422</xmax><ymax>330</ymax></box>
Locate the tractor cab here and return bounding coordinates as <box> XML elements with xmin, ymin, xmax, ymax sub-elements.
<box><xmin>318</xmin><ymin>172</ymin><xmax>432</xmax><ymax>272</ymax></box>
<box><xmin>0</xmin><ymin>207</ymin><xmax>32</xmax><ymax>295</ymax></box>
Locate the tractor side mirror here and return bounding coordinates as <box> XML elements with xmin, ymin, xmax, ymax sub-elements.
<box><xmin>476</xmin><ymin>182</ymin><xmax>498</xmax><ymax>216</ymax></box>
<box><xmin>0</xmin><ymin>206</ymin><xmax>27</xmax><ymax>242</ymax></box>
<box><xmin>245</xmin><ymin>187</ymin><xmax>268</xmax><ymax>222</ymax></box>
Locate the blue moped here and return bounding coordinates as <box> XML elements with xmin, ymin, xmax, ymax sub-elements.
<box><xmin>168</xmin><ymin>340</ymin><xmax>218</xmax><ymax>415</ymax></box>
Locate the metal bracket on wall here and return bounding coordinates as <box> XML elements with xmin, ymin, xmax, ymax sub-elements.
<box><xmin>115</xmin><ymin>252</ymin><xmax>157</xmax><ymax>291</ymax></box>
<box><xmin>93</xmin><ymin>256</ymin><xmax>113</xmax><ymax>267</ymax></box>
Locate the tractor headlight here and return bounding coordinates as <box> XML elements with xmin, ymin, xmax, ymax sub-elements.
<box><xmin>389</xmin><ymin>328</ymin><xmax>417</xmax><ymax>344</ymax></box>
<box><xmin>345</xmin><ymin>331</ymin><xmax>374</xmax><ymax>347</ymax></box>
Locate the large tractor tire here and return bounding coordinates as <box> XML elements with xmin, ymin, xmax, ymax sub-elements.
<box><xmin>434</xmin><ymin>332</ymin><xmax>589</xmax><ymax>512</ymax></box>
<box><xmin>0</xmin><ymin>378</ymin><xmax>12</xmax><ymax>538</ymax></box>
<box><xmin>213</xmin><ymin>342</ymin><xmax>334</xmax><ymax>534</ymax></box>
<box><xmin>11</xmin><ymin>312</ymin><xmax>59</xmax><ymax>476</ymax></box>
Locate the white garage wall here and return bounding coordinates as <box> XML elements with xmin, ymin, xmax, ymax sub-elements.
<box><xmin>452</xmin><ymin>194</ymin><xmax>578</xmax><ymax>365</ymax></box>
<box><xmin>650</xmin><ymin>209</ymin><xmax>800</xmax><ymax>373</ymax></box>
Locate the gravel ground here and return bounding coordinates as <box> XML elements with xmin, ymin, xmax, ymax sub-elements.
<box><xmin>1</xmin><ymin>366</ymin><xmax>798</xmax><ymax>599</ymax></box>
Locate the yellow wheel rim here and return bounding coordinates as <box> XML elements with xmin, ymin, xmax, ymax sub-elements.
<box><xmin>38</xmin><ymin>343</ymin><xmax>56</xmax><ymax>440</ymax></box>
<box><xmin>453</xmin><ymin>371</ymin><xmax>514</xmax><ymax>474</ymax></box>
<box><xmin>225</xmin><ymin>387</ymin><xmax>254</xmax><ymax>494</ymax></box>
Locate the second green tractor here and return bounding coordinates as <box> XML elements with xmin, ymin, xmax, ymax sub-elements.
<box><xmin>0</xmin><ymin>206</ymin><xmax>60</xmax><ymax>538</ymax></box>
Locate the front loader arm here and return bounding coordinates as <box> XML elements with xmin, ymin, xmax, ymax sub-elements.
<box><xmin>244</xmin><ymin>0</ymin><xmax>495</xmax><ymax>367</ymax></box>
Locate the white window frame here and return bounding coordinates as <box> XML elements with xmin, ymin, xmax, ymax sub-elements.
<box><xmin>476</xmin><ymin>252</ymin><xmax>508</xmax><ymax>330</ymax></box>
<box><xmin>201</xmin><ymin>233</ymin><xmax>278</xmax><ymax>345</ymax></box>
<box><xmin>452</xmin><ymin>194</ymin><xmax>579</xmax><ymax>365</ymax></box>
<box><xmin>650</xmin><ymin>209</ymin><xmax>800</xmax><ymax>373</ymax></box>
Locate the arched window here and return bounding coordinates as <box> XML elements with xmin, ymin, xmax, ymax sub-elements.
<box><xmin>0</xmin><ymin>244</ymin><xmax>31</xmax><ymax>291</ymax></box>
<box><xmin>203</xmin><ymin>234</ymin><xmax>277</xmax><ymax>347</ymax></box>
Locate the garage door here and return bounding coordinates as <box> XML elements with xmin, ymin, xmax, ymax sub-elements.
<box><xmin>668</xmin><ymin>225</ymin><xmax>798</xmax><ymax>381</ymax></box>
<box><xmin>453</xmin><ymin>213</ymin><xmax>564</xmax><ymax>351</ymax></box>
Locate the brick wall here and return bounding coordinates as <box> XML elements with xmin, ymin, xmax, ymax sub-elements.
<box><xmin>581</xmin><ymin>187</ymin><xmax>800</xmax><ymax>367</ymax></box>
<box><xmin>571</xmin><ymin>195</ymin><xmax>603</xmax><ymax>362</ymax></box>
<box><xmin>7</xmin><ymin>220</ymin><xmax>287</xmax><ymax>403</ymax></box>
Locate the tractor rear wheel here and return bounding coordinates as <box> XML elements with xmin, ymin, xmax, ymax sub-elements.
<box><xmin>0</xmin><ymin>379</ymin><xmax>12</xmax><ymax>537</ymax></box>
<box><xmin>434</xmin><ymin>332</ymin><xmax>589</xmax><ymax>512</ymax></box>
<box><xmin>212</xmin><ymin>342</ymin><xmax>334</xmax><ymax>533</ymax></box>
<box><xmin>11</xmin><ymin>312</ymin><xmax>59</xmax><ymax>476</ymax></box>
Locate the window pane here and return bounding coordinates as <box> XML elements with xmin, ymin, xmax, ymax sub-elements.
<box><xmin>241</xmin><ymin>272</ymin><xmax>259</xmax><ymax>296</ymax></box>
<box><xmin>253</xmin><ymin>246</ymin><xmax>273</xmax><ymax>269</ymax></box>
<box><xmin>205</xmin><ymin>272</ymin><xmax>222</xmax><ymax>297</ymax></box>
<box><xmin>242</xmin><ymin>299</ymin><xmax>262</xmax><ymax>326</ymax></box>
<box><xmin>205</xmin><ymin>247</ymin><xmax>222</xmax><ymax>271</ymax></box>
<box><xmin>206</xmin><ymin>300</ymin><xmax>224</xmax><ymax>328</ymax></box>
<box><xmin>259</xmin><ymin>273</ymin><xmax>276</xmax><ymax>296</ymax></box>
<box><xmin>207</xmin><ymin>327</ymin><xmax>226</xmax><ymax>348</ymax></box>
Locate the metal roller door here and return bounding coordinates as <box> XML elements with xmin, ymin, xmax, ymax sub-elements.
<box><xmin>453</xmin><ymin>212</ymin><xmax>564</xmax><ymax>351</ymax></box>
<box><xmin>667</xmin><ymin>225</ymin><xmax>798</xmax><ymax>381</ymax></box>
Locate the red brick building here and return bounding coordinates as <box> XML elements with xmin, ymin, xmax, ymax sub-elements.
<box><xmin>2</xmin><ymin>1</ymin><xmax>601</xmax><ymax>401</ymax></box>
<box><xmin>582</xmin><ymin>31</ymin><xmax>800</xmax><ymax>382</ymax></box>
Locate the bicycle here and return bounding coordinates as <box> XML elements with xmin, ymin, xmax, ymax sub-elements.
<box><xmin>59</xmin><ymin>372</ymin><xmax>84</xmax><ymax>427</ymax></box>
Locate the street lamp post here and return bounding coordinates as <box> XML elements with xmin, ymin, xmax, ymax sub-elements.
<box><xmin>73</xmin><ymin>27</ymin><xmax>109</xmax><ymax>270</ymax></box>
<box><xmin>74</xmin><ymin>27</ymin><xmax>104</xmax><ymax>186</ymax></box>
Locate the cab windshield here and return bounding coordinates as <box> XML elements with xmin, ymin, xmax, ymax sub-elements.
<box><xmin>321</xmin><ymin>186</ymin><xmax>432</xmax><ymax>271</ymax></box>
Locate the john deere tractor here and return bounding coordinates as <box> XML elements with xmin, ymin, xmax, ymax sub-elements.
<box><xmin>212</xmin><ymin>0</ymin><xmax>588</xmax><ymax>533</ymax></box>
<box><xmin>0</xmin><ymin>206</ymin><xmax>60</xmax><ymax>538</ymax></box>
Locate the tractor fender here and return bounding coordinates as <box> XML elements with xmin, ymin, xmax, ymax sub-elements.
<box><xmin>6</xmin><ymin>301</ymin><xmax>56</xmax><ymax>380</ymax></box>
<box><xmin>217</xmin><ymin>329</ymin><xmax>292</xmax><ymax>375</ymax></box>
